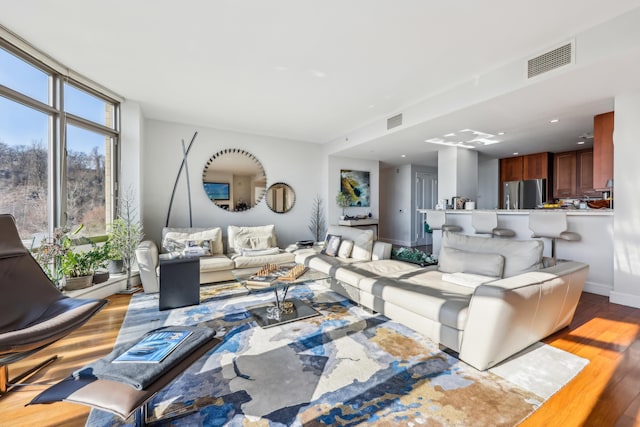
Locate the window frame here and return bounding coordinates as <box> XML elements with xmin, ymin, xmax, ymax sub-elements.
<box><xmin>0</xmin><ymin>38</ymin><xmax>120</xmax><ymax>239</ymax></box>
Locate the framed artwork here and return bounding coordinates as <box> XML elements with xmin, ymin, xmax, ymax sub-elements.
<box><xmin>340</xmin><ymin>169</ymin><xmax>370</xmax><ymax>207</ymax></box>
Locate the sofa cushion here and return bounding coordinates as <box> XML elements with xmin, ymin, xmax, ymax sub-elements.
<box><xmin>441</xmin><ymin>231</ymin><xmax>543</xmax><ymax>278</ymax></box>
<box><xmin>335</xmin><ymin>259</ymin><xmax>423</xmax><ymax>288</ymax></box>
<box><xmin>227</xmin><ymin>225</ymin><xmax>277</xmax><ymax>254</ymax></box>
<box><xmin>230</xmin><ymin>251</ymin><xmax>295</xmax><ymax>269</ymax></box>
<box><xmin>361</xmin><ymin>272</ymin><xmax>473</xmax><ymax>330</ymax></box>
<box><xmin>162</xmin><ymin>227</ymin><xmax>223</xmax><ymax>255</ymax></box>
<box><xmin>199</xmin><ymin>254</ymin><xmax>235</xmax><ymax>273</ymax></box>
<box><xmin>438</xmin><ymin>246</ymin><xmax>505</xmax><ymax>278</ymax></box>
<box><xmin>441</xmin><ymin>272</ymin><xmax>498</xmax><ymax>288</ymax></box>
<box><xmin>299</xmin><ymin>253</ymin><xmax>362</xmax><ymax>276</ymax></box>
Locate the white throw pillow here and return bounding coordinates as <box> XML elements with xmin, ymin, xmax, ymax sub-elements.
<box><xmin>234</xmin><ymin>235</ymin><xmax>272</xmax><ymax>251</ymax></box>
<box><xmin>338</xmin><ymin>239</ymin><xmax>354</xmax><ymax>259</ymax></box>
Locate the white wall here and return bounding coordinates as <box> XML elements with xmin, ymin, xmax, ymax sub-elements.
<box><xmin>120</xmin><ymin>100</ymin><xmax>144</xmax><ymax>215</ymax></box>
<box><xmin>611</xmin><ymin>90</ymin><xmax>640</xmax><ymax>308</ymax></box>
<box><xmin>437</xmin><ymin>147</ymin><xmax>479</xmax><ymax>204</ymax></box>
<box><xmin>141</xmin><ymin>119</ymin><xmax>323</xmax><ymax>247</ymax></box>
<box><xmin>457</xmin><ymin>149</ymin><xmax>478</xmax><ymax>201</ymax></box>
<box><xmin>437</xmin><ymin>147</ymin><xmax>458</xmax><ymax>203</ymax></box>
<box><xmin>477</xmin><ymin>153</ymin><xmax>499</xmax><ymax>209</ymax></box>
<box><xmin>327</xmin><ymin>156</ymin><xmax>379</xmax><ymax>225</ymax></box>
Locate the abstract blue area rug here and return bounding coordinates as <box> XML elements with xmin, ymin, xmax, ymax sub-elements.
<box><xmin>87</xmin><ymin>281</ymin><xmax>587</xmax><ymax>426</ymax></box>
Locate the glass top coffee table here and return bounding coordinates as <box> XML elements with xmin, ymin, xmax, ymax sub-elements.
<box><xmin>232</xmin><ymin>264</ymin><xmax>330</xmax><ymax>328</ymax></box>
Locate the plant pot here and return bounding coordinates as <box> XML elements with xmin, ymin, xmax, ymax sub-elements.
<box><xmin>107</xmin><ymin>259</ymin><xmax>124</xmax><ymax>274</ymax></box>
<box><xmin>64</xmin><ymin>275</ymin><xmax>93</xmax><ymax>291</ymax></box>
<box><xmin>92</xmin><ymin>270</ymin><xmax>110</xmax><ymax>284</ymax></box>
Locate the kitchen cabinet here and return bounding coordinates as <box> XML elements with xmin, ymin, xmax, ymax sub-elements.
<box><xmin>500</xmin><ymin>156</ymin><xmax>523</xmax><ymax>182</ymax></box>
<box><xmin>576</xmin><ymin>149</ymin><xmax>599</xmax><ymax>196</ymax></box>
<box><xmin>500</xmin><ymin>153</ymin><xmax>553</xmax><ymax>208</ymax></box>
<box><xmin>553</xmin><ymin>151</ymin><xmax>577</xmax><ymax>198</ymax></box>
<box><xmin>593</xmin><ymin>111</ymin><xmax>614</xmax><ymax>190</ymax></box>
<box><xmin>523</xmin><ymin>152</ymin><xmax>550</xmax><ymax>180</ymax></box>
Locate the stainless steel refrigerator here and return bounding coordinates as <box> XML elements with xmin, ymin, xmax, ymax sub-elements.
<box><xmin>503</xmin><ymin>179</ymin><xmax>546</xmax><ymax>209</ymax></box>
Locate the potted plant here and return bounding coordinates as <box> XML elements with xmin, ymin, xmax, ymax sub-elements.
<box><xmin>87</xmin><ymin>242</ymin><xmax>111</xmax><ymax>284</ymax></box>
<box><xmin>60</xmin><ymin>248</ymin><xmax>95</xmax><ymax>290</ymax></box>
<box><xmin>32</xmin><ymin>226</ymin><xmax>74</xmax><ymax>289</ymax></box>
<box><xmin>336</xmin><ymin>191</ymin><xmax>350</xmax><ymax>220</ymax></box>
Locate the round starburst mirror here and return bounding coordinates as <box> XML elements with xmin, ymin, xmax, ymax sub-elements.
<box><xmin>202</xmin><ymin>149</ymin><xmax>266</xmax><ymax>212</ymax></box>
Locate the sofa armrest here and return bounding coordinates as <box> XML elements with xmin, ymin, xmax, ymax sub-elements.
<box><xmin>135</xmin><ymin>240</ymin><xmax>160</xmax><ymax>294</ymax></box>
<box><xmin>372</xmin><ymin>241</ymin><xmax>392</xmax><ymax>260</ymax></box>
<box><xmin>458</xmin><ymin>261</ymin><xmax>588</xmax><ymax>370</ymax></box>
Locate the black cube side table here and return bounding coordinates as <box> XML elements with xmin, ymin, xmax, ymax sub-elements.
<box><xmin>159</xmin><ymin>256</ymin><xmax>200</xmax><ymax>311</ymax></box>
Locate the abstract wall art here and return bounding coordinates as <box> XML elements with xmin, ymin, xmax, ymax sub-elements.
<box><xmin>340</xmin><ymin>169</ymin><xmax>370</xmax><ymax>207</ymax></box>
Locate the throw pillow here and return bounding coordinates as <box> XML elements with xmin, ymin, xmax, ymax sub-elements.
<box><xmin>338</xmin><ymin>239</ymin><xmax>354</xmax><ymax>259</ymax></box>
<box><xmin>234</xmin><ymin>235</ymin><xmax>272</xmax><ymax>251</ymax></box>
<box><xmin>322</xmin><ymin>234</ymin><xmax>342</xmax><ymax>257</ymax></box>
<box><xmin>438</xmin><ymin>246</ymin><xmax>505</xmax><ymax>278</ymax></box>
<box><xmin>183</xmin><ymin>239</ymin><xmax>213</xmax><ymax>256</ymax></box>
<box><xmin>162</xmin><ymin>228</ymin><xmax>222</xmax><ymax>255</ymax></box>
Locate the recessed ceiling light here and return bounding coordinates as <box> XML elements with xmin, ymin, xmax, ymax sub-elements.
<box><xmin>513</xmin><ymin>152</ymin><xmax>519</xmax><ymax>155</ymax></box>
<box><xmin>498</xmin><ymin>132</ymin><xmax>505</xmax><ymax>135</ymax></box>
<box><xmin>550</xmin><ymin>119</ymin><xmax>559</xmax><ymax>123</ymax></box>
<box><xmin>577</xmin><ymin>141</ymin><xmax>585</xmax><ymax>145</ymax></box>
<box><xmin>401</xmin><ymin>154</ymin><xmax>406</xmax><ymax>158</ymax></box>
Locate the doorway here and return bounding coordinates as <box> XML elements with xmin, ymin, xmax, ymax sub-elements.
<box><xmin>415</xmin><ymin>172</ymin><xmax>437</xmax><ymax>247</ymax></box>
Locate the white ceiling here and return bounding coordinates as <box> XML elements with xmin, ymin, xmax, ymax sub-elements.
<box><xmin>2</xmin><ymin>0</ymin><xmax>640</xmax><ymax>167</ymax></box>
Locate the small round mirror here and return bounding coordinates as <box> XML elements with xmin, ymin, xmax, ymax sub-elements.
<box><xmin>266</xmin><ymin>182</ymin><xmax>295</xmax><ymax>213</ymax></box>
<box><xmin>202</xmin><ymin>149</ymin><xmax>266</xmax><ymax>212</ymax></box>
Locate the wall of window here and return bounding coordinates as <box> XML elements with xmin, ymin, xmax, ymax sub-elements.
<box><xmin>0</xmin><ymin>39</ymin><xmax>120</xmax><ymax>242</ymax></box>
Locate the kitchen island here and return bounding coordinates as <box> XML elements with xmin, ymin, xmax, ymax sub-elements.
<box><xmin>418</xmin><ymin>208</ymin><xmax>613</xmax><ymax>296</ymax></box>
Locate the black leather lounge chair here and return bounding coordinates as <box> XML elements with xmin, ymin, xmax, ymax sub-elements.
<box><xmin>0</xmin><ymin>214</ymin><xmax>108</xmax><ymax>395</ymax></box>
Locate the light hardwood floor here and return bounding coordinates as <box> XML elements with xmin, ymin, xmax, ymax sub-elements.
<box><xmin>1</xmin><ymin>292</ymin><xmax>638</xmax><ymax>426</ymax></box>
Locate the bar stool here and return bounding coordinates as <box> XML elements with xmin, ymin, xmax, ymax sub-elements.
<box><xmin>472</xmin><ymin>211</ymin><xmax>515</xmax><ymax>238</ymax></box>
<box><xmin>425</xmin><ymin>210</ymin><xmax>462</xmax><ymax>233</ymax></box>
<box><xmin>528</xmin><ymin>211</ymin><xmax>581</xmax><ymax>262</ymax></box>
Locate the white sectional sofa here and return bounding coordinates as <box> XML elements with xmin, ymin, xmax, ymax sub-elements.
<box><xmin>295</xmin><ymin>227</ymin><xmax>589</xmax><ymax>370</ymax></box>
<box><xmin>135</xmin><ymin>224</ymin><xmax>295</xmax><ymax>292</ymax></box>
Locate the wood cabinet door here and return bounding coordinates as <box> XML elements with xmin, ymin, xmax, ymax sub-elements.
<box><xmin>593</xmin><ymin>111</ymin><xmax>614</xmax><ymax>190</ymax></box>
<box><xmin>500</xmin><ymin>156</ymin><xmax>523</xmax><ymax>182</ymax></box>
<box><xmin>577</xmin><ymin>149</ymin><xmax>599</xmax><ymax>196</ymax></box>
<box><xmin>554</xmin><ymin>151</ymin><xmax>576</xmax><ymax>198</ymax></box>
<box><xmin>523</xmin><ymin>152</ymin><xmax>549</xmax><ymax>180</ymax></box>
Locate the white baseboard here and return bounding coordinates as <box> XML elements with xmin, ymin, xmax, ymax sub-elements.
<box><xmin>610</xmin><ymin>290</ymin><xmax>640</xmax><ymax>309</ymax></box>
<box><xmin>583</xmin><ymin>281</ymin><xmax>612</xmax><ymax>297</ymax></box>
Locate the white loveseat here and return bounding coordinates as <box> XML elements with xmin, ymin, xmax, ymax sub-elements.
<box><xmin>295</xmin><ymin>228</ymin><xmax>589</xmax><ymax>370</ymax></box>
<box><xmin>135</xmin><ymin>224</ymin><xmax>295</xmax><ymax>292</ymax></box>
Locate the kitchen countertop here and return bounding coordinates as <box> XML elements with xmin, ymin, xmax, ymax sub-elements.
<box><xmin>418</xmin><ymin>208</ymin><xmax>614</xmax><ymax>216</ymax></box>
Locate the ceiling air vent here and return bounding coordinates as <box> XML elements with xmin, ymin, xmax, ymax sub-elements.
<box><xmin>527</xmin><ymin>41</ymin><xmax>574</xmax><ymax>79</ymax></box>
<box><xmin>387</xmin><ymin>113</ymin><xmax>403</xmax><ymax>130</ymax></box>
